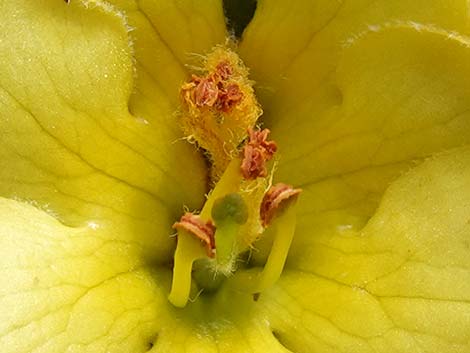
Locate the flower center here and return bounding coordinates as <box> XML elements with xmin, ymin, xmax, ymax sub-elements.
<box><xmin>168</xmin><ymin>45</ymin><xmax>301</xmax><ymax>308</ymax></box>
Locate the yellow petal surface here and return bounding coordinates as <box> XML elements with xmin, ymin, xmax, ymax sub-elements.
<box><xmin>3</xmin><ymin>146</ymin><xmax>470</xmax><ymax>352</ymax></box>
<box><xmin>259</xmin><ymin>147</ymin><xmax>470</xmax><ymax>353</ymax></box>
<box><xmin>249</xmin><ymin>25</ymin><xmax>470</xmax><ymax>263</ymax></box>
<box><xmin>240</xmin><ymin>0</ymin><xmax>470</xmax><ymax>108</ymax></box>
<box><xmin>0</xmin><ymin>197</ymin><xmax>293</xmax><ymax>353</ymax></box>
<box><xmin>241</xmin><ymin>4</ymin><xmax>470</xmax><ymax>351</ymax></box>
<box><xmin>241</xmin><ymin>2</ymin><xmax>470</xmax><ymax>260</ymax></box>
<box><xmin>0</xmin><ymin>0</ymin><xmax>208</xmax><ymax>260</ymax></box>
<box><xmin>0</xmin><ymin>197</ymin><xmax>162</xmax><ymax>353</ymax></box>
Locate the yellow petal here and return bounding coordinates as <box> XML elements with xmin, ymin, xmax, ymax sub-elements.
<box><xmin>259</xmin><ymin>147</ymin><xmax>470</xmax><ymax>352</ymax></box>
<box><xmin>0</xmin><ymin>0</ymin><xmax>208</xmax><ymax>259</ymax></box>
<box><xmin>248</xmin><ymin>25</ymin><xmax>470</xmax><ymax>264</ymax></box>
<box><xmin>240</xmin><ymin>0</ymin><xmax>470</xmax><ymax>108</ymax></box>
<box><xmin>0</xmin><ymin>197</ymin><xmax>164</xmax><ymax>352</ymax></box>
<box><xmin>0</xmin><ymin>197</ymin><xmax>291</xmax><ymax>352</ymax></box>
<box><xmin>240</xmin><ymin>3</ymin><xmax>470</xmax><ymax>261</ymax></box>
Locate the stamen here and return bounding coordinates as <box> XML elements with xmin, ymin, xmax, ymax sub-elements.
<box><xmin>260</xmin><ymin>183</ymin><xmax>302</xmax><ymax>227</ymax></box>
<box><xmin>240</xmin><ymin>128</ymin><xmax>277</xmax><ymax>180</ymax></box>
<box><xmin>171</xmin><ymin>45</ymin><xmax>301</xmax><ymax>307</ymax></box>
<box><xmin>168</xmin><ymin>230</ymin><xmax>208</xmax><ymax>308</ymax></box>
<box><xmin>215</xmin><ymin>60</ymin><xmax>233</xmax><ymax>80</ymax></box>
<box><xmin>181</xmin><ymin>75</ymin><xmax>218</xmax><ymax>109</ymax></box>
<box><xmin>179</xmin><ymin>46</ymin><xmax>262</xmax><ymax>180</ymax></box>
<box><xmin>168</xmin><ymin>158</ymin><xmax>244</xmax><ymax>308</ymax></box>
<box><xmin>248</xmin><ymin>128</ymin><xmax>278</xmax><ymax>158</ymax></box>
<box><xmin>173</xmin><ymin>213</ymin><xmax>216</xmax><ymax>258</ymax></box>
<box><xmin>217</xmin><ymin>83</ymin><xmax>244</xmax><ymax>113</ymax></box>
<box><xmin>194</xmin><ymin>76</ymin><xmax>219</xmax><ymax>108</ymax></box>
<box><xmin>229</xmin><ymin>188</ymin><xmax>301</xmax><ymax>294</ymax></box>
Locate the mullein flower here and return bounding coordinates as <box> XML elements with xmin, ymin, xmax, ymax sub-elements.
<box><xmin>1</xmin><ymin>1</ymin><xmax>470</xmax><ymax>352</ymax></box>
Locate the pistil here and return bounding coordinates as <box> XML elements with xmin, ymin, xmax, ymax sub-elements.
<box><xmin>211</xmin><ymin>193</ymin><xmax>248</xmax><ymax>270</ymax></box>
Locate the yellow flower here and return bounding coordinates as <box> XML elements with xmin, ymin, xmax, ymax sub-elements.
<box><xmin>1</xmin><ymin>1</ymin><xmax>470</xmax><ymax>352</ymax></box>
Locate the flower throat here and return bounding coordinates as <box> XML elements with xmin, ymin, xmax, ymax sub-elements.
<box><xmin>168</xmin><ymin>45</ymin><xmax>301</xmax><ymax>308</ymax></box>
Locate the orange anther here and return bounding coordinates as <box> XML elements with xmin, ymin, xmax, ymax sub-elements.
<box><xmin>260</xmin><ymin>183</ymin><xmax>301</xmax><ymax>227</ymax></box>
<box><xmin>173</xmin><ymin>213</ymin><xmax>216</xmax><ymax>257</ymax></box>
<box><xmin>241</xmin><ymin>128</ymin><xmax>277</xmax><ymax>180</ymax></box>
